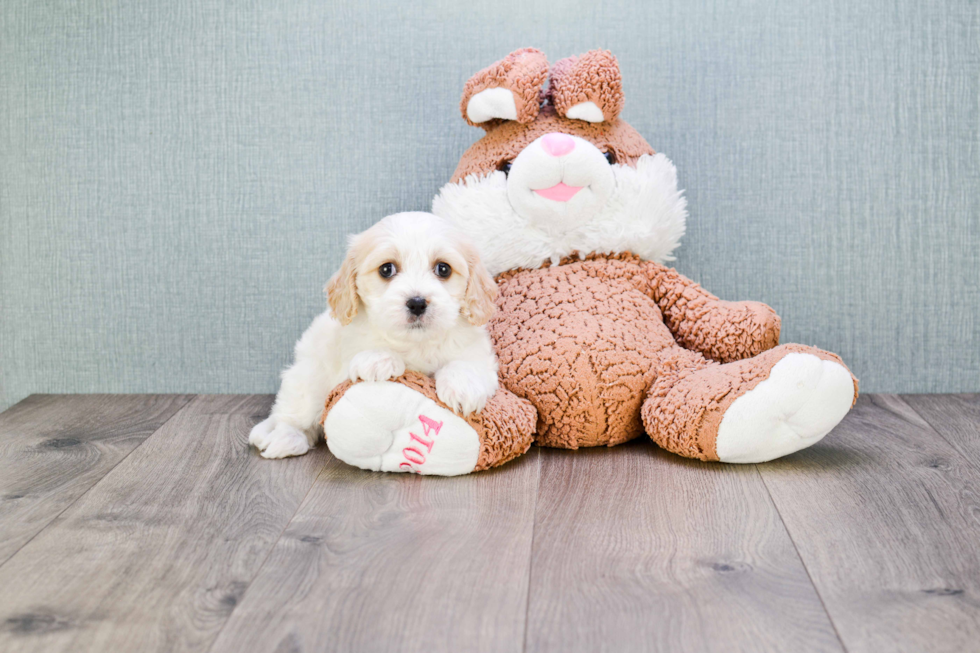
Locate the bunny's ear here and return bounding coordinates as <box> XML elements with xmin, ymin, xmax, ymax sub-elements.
<box><xmin>460</xmin><ymin>48</ymin><xmax>549</xmax><ymax>128</ymax></box>
<box><xmin>548</xmin><ymin>50</ymin><xmax>624</xmax><ymax>123</ymax></box>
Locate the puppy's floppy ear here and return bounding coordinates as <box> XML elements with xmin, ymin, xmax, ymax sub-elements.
<box><xmin>325</xmin><ymin>236</ymin><xmax>360</xmax><ymax>325</ymax></box>
<box><xmin>459</xmin><ymin>239</ymin><xmax>499</xmax><ymax>326</ymax></box>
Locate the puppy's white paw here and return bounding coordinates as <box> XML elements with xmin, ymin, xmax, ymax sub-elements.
<box><xmin>716</xmin><ymin>353</ymin><xmax>855</xmax><ymax>463</ymax></box>
<box><xmin>435</xmin><ymin>362</ymin><xmax>496</xmax><ymax>416</ymax></box>
<box><xmin>249</xmin><ymin>417</ymin><xmax>311</xmax><ymax>459</ymax></box>
<box><xmin>348</xmin><ymin>349</ymin><xmax>406</xmax><ymax>383</ymax></box>
<box><xmin>249</xmin><ymin>416</ymin><xmax>278</xmax><ymax>450</ymax></box>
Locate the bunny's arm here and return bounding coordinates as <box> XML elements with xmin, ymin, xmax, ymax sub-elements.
<box><xmin>637</xmin><ymin>260</ymin><xmax>781</xmax><ymax>363</ymax></box>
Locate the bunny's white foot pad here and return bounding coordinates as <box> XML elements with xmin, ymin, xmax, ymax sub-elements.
<box><xmin>715</xmin><ymin>353</ymin><xmax>855</xmax><ymax>463</ymax></box>
<box><xmin>324</xmin><ymin>381</ymin><xmax>480</xmax><ymax>476</ymax></box>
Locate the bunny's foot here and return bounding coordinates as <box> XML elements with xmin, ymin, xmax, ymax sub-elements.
<box><xmin>642</xmin><ymin>344</ymin><xmax>857</xmax><ymax>463</ymax></box>
<box><xmin>322</xmin><ymin>372</ymin><xmax>535</xmax><ymax>476</ymax></box>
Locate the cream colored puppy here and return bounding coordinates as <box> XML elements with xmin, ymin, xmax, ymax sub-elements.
<box><xmin>250</xmin><ymin>212</ymin><xmax>499</xmax><ymax>459</ymax></box>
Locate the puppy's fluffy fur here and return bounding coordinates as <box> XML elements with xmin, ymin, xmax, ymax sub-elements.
<box><xmin>249</xmin><ymin>212</ymin><xmax>500</xmax><ymax>459</ymax></box>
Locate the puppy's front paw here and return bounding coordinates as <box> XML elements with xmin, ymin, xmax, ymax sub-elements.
<box><xmin>348</xmin><ymin>349</ymin><xmax>406</xmax><ymax>383</ymax></box>
<box><xmin>435</xmin><ymin>363</ymin><xmax>496</xmax><ymax>416</ymax></box>
<box><xmin>249</xmin><ymin>416</ymin><xmax>279</xmax><ymax>451</ymax></box>
<box><xmin>249</xmin><ymin>417</ymin><xmax>311</xmax><ymax>459</ymax></box>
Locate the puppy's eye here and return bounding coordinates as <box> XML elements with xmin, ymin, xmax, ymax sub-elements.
<box><xmin>498</xmin><ymin>161</ymin><xmax>513</xmax><ymax>176</ymax></box>
<box><xmin>603</xmin><ymin>150</ymin><xmax>616</xmax><ymax>165</ymax></box>
<box><xmin>379</xmin><ymin>262</ymin><xmax>397</xmax><ymax>279</ymax></box>
<box><xmin>434</xmin><ymin>262</ymin><xmax>452</xmax><ymax>279</ymax></box>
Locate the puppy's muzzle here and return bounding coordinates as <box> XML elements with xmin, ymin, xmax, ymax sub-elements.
<box><xmin>406</xmin><ymin>296</ymin><xmax>428</xmax><ymax>317</ymax></box>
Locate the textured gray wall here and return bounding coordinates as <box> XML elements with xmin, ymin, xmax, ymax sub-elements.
<box><xmin>1</xmin><ymin>0</ymin><xmax>978</xmax><ymax>411</ymax></box>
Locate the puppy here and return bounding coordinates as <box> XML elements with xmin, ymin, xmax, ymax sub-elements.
<box><xmin>249</xmin><ymin>211</ymin><xmax>500</xmax><ymax>459</ymax></box>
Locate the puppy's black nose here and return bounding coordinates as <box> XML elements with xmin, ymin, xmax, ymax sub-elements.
<box><xmin>406</xmin><ymin>296</ymin><xmax>427</xmax><ymax>316</ymax></box>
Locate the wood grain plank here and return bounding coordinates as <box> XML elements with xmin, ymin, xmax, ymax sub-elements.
<box><xmin>0</xmin><ymin>394</ymin><xmax>193</xmax><ymax>565</ymax></box>
<box><xmin>524</xmin><ymin>442</ymin><xmax>841</xmax><ymax>653</ymax></box>
<box><xmin>901</xmin><ymin>394</ymin><xmax>980</xmax><ymax>468</ymax></box>
<box><xmin>0</xmin><ymin>394</ymin><xmax>329</xmax><ymax>653</ymax></box>
<box><xmin>758</xmin><ymin>394</ymin><xmax>980</xmax><ymax>653</ymax></box>
<box><xmin>209</xmin><ymin>448</ymin><xmax>541</xmax><ymax>653</ymax></box>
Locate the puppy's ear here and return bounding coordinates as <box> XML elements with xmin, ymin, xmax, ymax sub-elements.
<box><xmin>459</xmin><ymin>240</ymin><xmax>499</xmax><ymax>326</ymax></box>
<box><xmin>325</xmin><ymin>238</ymin><xmax>360</xmax><ymax>325</ymax></box>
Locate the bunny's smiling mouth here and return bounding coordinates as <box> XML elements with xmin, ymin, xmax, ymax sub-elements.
<box><xmin>533</xmin><ymin>182</ymin><xmax>584</xmax><ymax>202</ymax></box>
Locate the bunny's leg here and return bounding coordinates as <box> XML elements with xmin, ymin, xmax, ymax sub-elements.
<box><xmin>322</xmin><ymin>372</ymin><xmax>536</xmax><ymax>476</ymax></box>
<box><xmin>642</xmin><ymin>344</ymin><xmax>857</xmax><ymax>463</ymax></box>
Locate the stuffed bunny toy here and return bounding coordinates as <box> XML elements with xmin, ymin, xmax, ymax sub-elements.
<box><xmin>322</xmin><ymin>48</ymin><xmax>858</xmax><ymax>475</ymax></box>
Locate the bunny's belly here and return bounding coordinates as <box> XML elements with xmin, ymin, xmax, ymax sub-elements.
<box><xmin>489</xmin><ymin>261</ymin><xmax>678</xmax><ymax>448</ymax></box>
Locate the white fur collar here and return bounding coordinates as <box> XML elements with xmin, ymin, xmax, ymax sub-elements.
<box><xmin>432</xmin><ymin>153</ymin><xmax>687</xmax><ymax>276</ymax></box>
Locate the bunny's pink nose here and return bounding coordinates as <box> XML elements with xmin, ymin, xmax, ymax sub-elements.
<box><xmin>540</xmin><ymin>133</ymin><xmax>575</xmax><ymax>157</ymax></box>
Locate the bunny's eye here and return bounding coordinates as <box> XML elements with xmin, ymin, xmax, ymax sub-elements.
<box><xmin>604</xmin><ymin>150</ymin><xmax>617</xmax><ymax>165</ymax></box>
<box><xmin>498</xmin><ymin>160</ymin><xmax>513</xmax><ymax>176</ymax></box>
<box><xmin>379</xmin><ymin>262</ymin><xmax>397</xmax><ymax>279</ymax></box>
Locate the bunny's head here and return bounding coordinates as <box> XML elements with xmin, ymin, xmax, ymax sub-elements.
<box><xmin>433</xmin><ymin>48</ymin><xmax>688</xmax><ymax>276</ymax></box>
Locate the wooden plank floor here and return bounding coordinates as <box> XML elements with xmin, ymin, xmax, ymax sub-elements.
<box><xmin>0</xmin><ymin>394</ymin><xmax>977</xmax><ymax>653</ymax></box>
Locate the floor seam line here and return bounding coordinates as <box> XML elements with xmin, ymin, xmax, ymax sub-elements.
<box><xmin>521</xmin><ymin>448</ymin><xmax>542</xmax><ymax>653</ymax></box>
<box><xmin>0</xmin><ymin>394</ymin><xmax>195</xmax><ymax>571</ymax></box>
<box><xmin>205</xmin><ymin>441</ymin><xmax>333</xmax><ymax>653</ymax></box>
<box><xmin>896</xmin><ymin>395</ymin><xmax>980</xmax><ymax>475</ymax></box>
<box><xmin>755</xmin><ymin>464</ymin><xmax>851</xmax><ymax>653</ymax></box>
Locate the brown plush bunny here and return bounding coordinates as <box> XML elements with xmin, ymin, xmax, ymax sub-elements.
<box><xmin>322</xmin><ymin>48</ymin><xmax>858</xmax><ymax>475</ymax></box>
